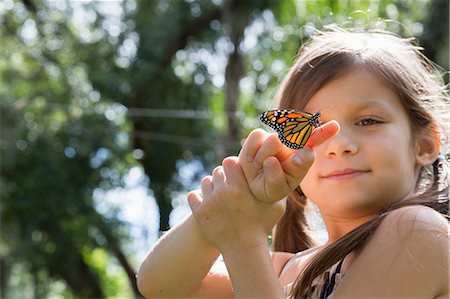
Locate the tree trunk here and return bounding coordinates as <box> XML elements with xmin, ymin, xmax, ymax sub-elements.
<box><xmin>420</xmin><ymin>0</ymin><xmax>449</xmax><ymax>63</ymax></box>
<box><xmin>59</xmin><ymin>254</ymin><xmax>104</xmax><ymax>298</ymax></box>
<box><xmin>224</xmin><ymin>50</ymin><xmax>243</xmax><ymax>157</ymax></box>
<box><xmin>0</xmin><ymin>258</ymin><xmax>9</xmax><ymax>299</ymax></box>
<box><xmin>221</xmin><ymin>0</ymin><xmax>251</xmax><ymax>157</ymax></box>
<box><xmin>152</xmin><ymin>183</ymin><xmax>172</xmax><ymax>232</ymax></box>
<box><xmin>108</xmin><ymin>236</ymin><xmax>141</xmax><ymax>297</ymax></box>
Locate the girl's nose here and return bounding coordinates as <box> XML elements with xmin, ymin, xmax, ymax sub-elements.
<box><xmin>323</xmin><ymin>127</ymin><xmax>358</xmax><ymax>157</ymax></box>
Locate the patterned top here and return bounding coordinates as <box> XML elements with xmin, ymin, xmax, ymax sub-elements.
<box><xmin>281</xmin><ymin>249</ymin><xmax>346</xmax><ymax>299</ymax></box>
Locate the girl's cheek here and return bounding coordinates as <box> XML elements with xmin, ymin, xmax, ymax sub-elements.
<box><xmin>299</xmin><ymin>171</ymin><xmax>314</xmax><ymax>198</ymax></box>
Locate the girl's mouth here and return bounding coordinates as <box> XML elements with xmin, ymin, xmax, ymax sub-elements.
<box><xmin>322</xmin><ymin>169</ymin><xmax>370</xmax><ymax>180</ymax></box>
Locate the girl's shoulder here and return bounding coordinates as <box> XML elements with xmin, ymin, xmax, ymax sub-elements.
<box><xmin>333</xmin><ymin>205</ymin><xmax>449</xmax><ymax>298</ymax></box>
<box><xmin>271</xmin><ymin>251</ymin><xmax>295</xmax><ymax>277</ymax></box>
<box><xmin>379</xmin><ymin>204</ymin><xmax>448</xmax><ymax>234</ymax></box>
<box><xmin>272</xmin><ymin>246</ymin><xmax>322</xmax><ymax>278</ymax></box>
<box><xmin>372</xmin><ymin>205</ymin><xmax>448</xmax><ymax>261</ymax></box>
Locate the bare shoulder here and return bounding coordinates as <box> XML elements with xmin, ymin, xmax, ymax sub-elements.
<box><xmin>271</xmin><ymin>251</ymin><xmax>295</xmax><ymax>277</ymax></box>
<box><xmin>334</xmin><ymin>205</ymin><xmax>449</xmax><ymax>298</ymax></box>
<box><xmin>380</xmin><ymin>205</ymin><xmax>448</xmax><ymax>235</ymax></box>
<box><xmin>374</xmin><ymin>205</ymin><xmax>449</xmax><ymax>267</ymax></box>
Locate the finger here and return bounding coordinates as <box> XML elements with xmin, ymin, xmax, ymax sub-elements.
<box><xmin>262</xmin><ymin>156</ymin><xmax>291</xmax><ymax>201</ymax></box>
<box><xmin>253</xmin><ymin>133</ymin><xmax>294</xmax><ymax>169</ymax></box>
<box><xmin>201</xmin><ymin>176</ymin><xmax>213</xmax><ymax>198</ymax></box>
<box><xmin>290</xmin><ymin>147</ymin><xmax>316</xmax><ymax>172</ymax></box>
<box><xmin>212</xmin><ymin>166</ymin><xmax>226</xmax><ymax>188</ymax></box>
<box><xmin>274</xmin><ymin>148</ymin><xmax>315</xmax><ymax>190</ymax></box>
<box><xmin>238</xmin><ymin>130</ymin><xmax>268</xmax><ymax>188</ymax></box>
<box><xmin>222</xmin><ymin>156</ymin><xmax>248</xmax><ymax>188</ymax></box>
<box><xmin>239</xmin><ymin>129</ymin><xmax>267</xmax><ymax>163</ymax></box>
<box><xmin>305</xmin><ymin>120</ymin><xmax>340</xmax><ymax>148</ymax></box>
<box><xmin>187</xmin><ymin>190</ymin><xmax>202</xmax><ymax>212</ymax></box>
<box><xmin>280</xmin><ymin>121</ymin><xmax>339</xmax><ymax>185</ymax></box>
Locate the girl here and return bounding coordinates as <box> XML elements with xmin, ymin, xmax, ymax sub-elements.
<box><xmin>137</xmin><ymin>28</ymin><xmax>449</xmax><ymax>298</ymax></box>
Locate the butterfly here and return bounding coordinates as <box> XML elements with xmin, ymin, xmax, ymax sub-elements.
<box><xmin>259</xmin><ymin>109</ymin><xmax>321</xmax><ymax>149</ymax></box>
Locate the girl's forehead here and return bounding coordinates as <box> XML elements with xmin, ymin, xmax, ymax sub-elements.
<box><xmin>303</xmin><ymin>70</ymin><xmax>403</xmax><ymax>113</ymax></box>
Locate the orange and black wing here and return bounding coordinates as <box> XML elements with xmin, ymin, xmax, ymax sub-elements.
<box><xmin>259</xmin><ymin>109</ymin><xmax>321</xmax><ymax>149</ymax></box>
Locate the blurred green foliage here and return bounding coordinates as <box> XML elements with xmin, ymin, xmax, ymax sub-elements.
<box><xmin>1</xmin><ymin>0</ymin><xmax>448</xmax><ymax>297</ymax></box>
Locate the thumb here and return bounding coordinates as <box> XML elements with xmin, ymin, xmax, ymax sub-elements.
<box><xmin>279</xmin><ymin>147</ymin><xmax>315</xmax><ymax>191</ymax></box>
<box><xmin>263</xmin><ymin>121</ymin><xmax>339</xmax><ymax>192</ymax></box>
<box><xmin>287</xmin><ymin>120</ymin><xmax>339</xmax><ymax>174</ymax></box>
<box><xmin>291</xmin><ymin>147</ymin><xmax>316</xmax><ymax>172</ymax></box>
<box><xmin>292</xmin><ymin>147</ymin><xmax>316</xmax><ymax>170</ymax></box>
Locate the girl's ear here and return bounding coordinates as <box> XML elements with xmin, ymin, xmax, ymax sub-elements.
<box><xmin>415</xmin><ymin>124</ymin><xmax>440</xmax><ymax>166</ymax></box>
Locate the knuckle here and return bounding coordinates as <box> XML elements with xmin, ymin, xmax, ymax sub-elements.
<box><xmin>246</xmin><ymin>129</ymin><xmax>264</xmax><ymax>143</ymax></box>
<box><xmin>231</xmin><ymin>187</ymin><xmax>247</xmax><ymax>199</ymax></box>
<box><xmin>201</xmin><ymin>176</ymin><xmax>212</xmax><ymax>184</ymax></box>
<box><xmin>213</xmin><ymin>165</ymin><xmax>223</xmax><ymax>175</ymax></box>
<box><xmin>250</xmin><ymin>128</ymin><xmax>266</xmax><ymax>138</ymax></box>
<box><xmin>187</xmin><ymin>190</ymin><xmax>197</xmax><ymax>198</ymax></box>
<box><xmin>223</xmin><ymin>156</ymin><xmax>238</xmax><ymax>164</ymax></box>
<box><xmin>266</xmin><ymin>133</ymin><xmax>280</xmax><ymax>144</ymax></box>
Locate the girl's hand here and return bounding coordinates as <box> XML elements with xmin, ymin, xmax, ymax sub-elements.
<box><xmin>187</xmin><ymin>157</ymin><xmax>285</xmax><ymax>252</ymax></box>
<box><xmin>238</xmin><ymin>121</ymin><xmax>339</xmax><ymax>203</ymax></box>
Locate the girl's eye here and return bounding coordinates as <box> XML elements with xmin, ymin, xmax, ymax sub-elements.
<box><xmin>356</xmin><ymin>118</ymin><xmax>382</xmax><ymax>126</ymax></box>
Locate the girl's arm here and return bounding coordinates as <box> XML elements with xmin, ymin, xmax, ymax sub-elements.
<box><xmin>137</xmin><ymin>123</ymin><xmax>339</xmax><ymax>298</ymax></box>
<box><xmin>188</xmin><ymin>157</ymin><xmax>287</xmax><ymax>299</ymax></box>
<box><xmin>136</xmin><ymin>214</ymin><xmax>233</xmax><ymax>298</ymax></box>
<box><xmin>221</xmin><ymin>242</ymin><xmax>285</xmax><ymax>299</ymax></box>
<box><xmin>137</xmin><ymin>214</ymin><xmax>294</xmax><ymax>299</ymax></box>
<box><xmin>184</xmin><ymin>124</ymin><xmax>339</xmax><ymax>298</ymax></box>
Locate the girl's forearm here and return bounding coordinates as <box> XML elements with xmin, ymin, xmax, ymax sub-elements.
<box><xmin>221</xmin><ymin>241</ymin><xmax>284</xmax><ymax>299</ymax></box>
<box><xmin>137</xmin><ymin>215</ymin><xmax>220</xmax><ymax>298</ymax></box>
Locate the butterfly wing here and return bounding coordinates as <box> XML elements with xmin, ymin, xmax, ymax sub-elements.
<box><xmin>259</xmin><ymin>109</ymin><xmax>321</xmax><ymax>149</ymax></box>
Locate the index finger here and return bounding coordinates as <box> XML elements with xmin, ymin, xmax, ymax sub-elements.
<box><xmin>279</xmin><ymin>120</ymin><xmax>339</xmax><ymax>178</ymax></box>
<box><xmin>305</xmin><ymin>120</ymin><xmax>340</xmax><ymax>148</ymax></box>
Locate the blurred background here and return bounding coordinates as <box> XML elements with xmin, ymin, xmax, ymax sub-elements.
<box><xmin>1</xmin><ymin>0</ymin><xmax>448</xmax><ymax>298</ymax></box>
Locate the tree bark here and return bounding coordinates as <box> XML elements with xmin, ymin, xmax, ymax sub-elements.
<box><xmin>130</xmin><ymin>3</ymin><xmax>223</xmax><ymax>232</ymax></box>
<box><xmin>221</xmin><ymin>0</ymin><xmax>252</xmax><ymax>157</ymax></box>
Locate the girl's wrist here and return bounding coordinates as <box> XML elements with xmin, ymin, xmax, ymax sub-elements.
<box><xmin>188</xmin><ymin>215</ymin><xmax>221</xmax><ymax>253</ymax></box>
<box><xmin>220</xmin><ymin>238</ymin><xmax>283</xmax><ymax>299</ymax></box>
<box><xmin>218</xmin><ymin>230</ymin><xmax>269</xmax><ymax>257</ymax></box>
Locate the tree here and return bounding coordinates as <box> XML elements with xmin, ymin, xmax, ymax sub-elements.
<box><xmin>1</xmin><ymin>1</ymin><xmax>138</xmax><ymax>297</ymax></box>
<box><xmin>83</xmin><ymin>0</ymin><xmax>278</xmax><ymax>232</ymax></box>
<box><xmin>78</xmin><ymin>0</ymin><xmax>450</xmax><ymax>237</ymax></box>
<box><xmin>1</xmin><ymin>0</ymin><xmax>447</xmax><ymax>297</ymax></box>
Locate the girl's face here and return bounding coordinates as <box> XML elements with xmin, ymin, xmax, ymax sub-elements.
<box><xmin>300</xmin><ymin>69</ymin><xmax>419</xmax><ymax>219</ymax></box>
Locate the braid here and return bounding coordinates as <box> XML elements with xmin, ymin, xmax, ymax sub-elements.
<box><xmin>430</xmin><ymin>155</ymin><xmax>449</xmax><ymax>214</ymax></box>
<box><xmin>273</xmin><ymin>187</ymin><xmax>314</xmax><ymax>253</ymax></box>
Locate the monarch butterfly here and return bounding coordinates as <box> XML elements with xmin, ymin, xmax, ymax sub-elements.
<box><xmin>259</xmin><ymin>109</ymin><xmax>321</xmax><ymax>149</ymax></box>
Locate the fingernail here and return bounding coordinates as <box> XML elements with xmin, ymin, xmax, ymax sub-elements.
<box><xmin>292</xmin><ymin>150</ymin><xmax>314</xmax><ymax>166</ymax></box>
<box><xmin>292</xmin><ymin>154</ymin><xmax>303</xmax><ymax>166</ymax></box>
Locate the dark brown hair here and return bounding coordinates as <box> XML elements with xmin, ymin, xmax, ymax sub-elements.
<box><xmin>271</xmin><ymin>28</ymin><xmax>449</xmax><ymax>298</ymax></box>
